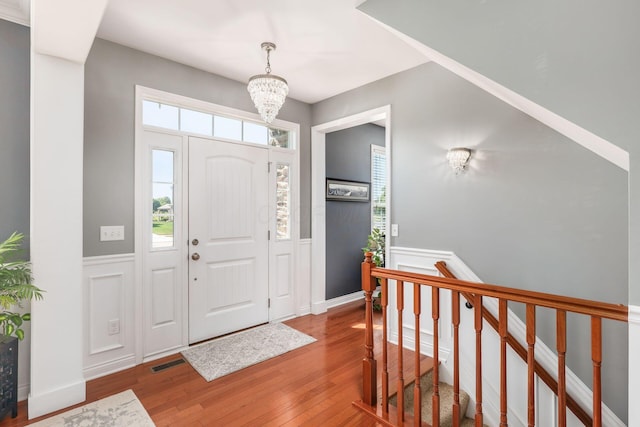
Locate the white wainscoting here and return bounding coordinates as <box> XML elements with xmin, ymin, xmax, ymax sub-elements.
<box><xmin>80</xmin><ymin>240</ymin><xmax>314</xmax><ymax>381</ymax></box>
<box><xmin>388</xmin><ymin>246</ymin><xmax>625</xmax><ymax>427</ymax></box>
<box><xmin>297</xmin><ymin>239</ymin><xmax>312</xmax><ymax>316</ymax></box>
<box><xmin>82</xmin><ymin>254</ymin><xmax>136</xmax><ymax>380</ymax></box>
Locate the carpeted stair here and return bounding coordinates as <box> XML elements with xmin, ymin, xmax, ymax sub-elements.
<box><xmin>389</xmin><ymin>370</ymin><xmax>477</xmax><ymax>427</ymax></box>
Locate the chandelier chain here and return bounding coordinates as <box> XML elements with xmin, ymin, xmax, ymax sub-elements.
<box><xmin>265</xmin><ymin>47</ymin><xmax>272</xmax><ymax>74</ymax></box>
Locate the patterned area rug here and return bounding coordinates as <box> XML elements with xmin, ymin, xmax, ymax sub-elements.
<box><xmin>29</xmin><ymin>390</ymin><xmax>154</xmax><ymax>426</ymax></box>
<box><xmin>182</xmin><ymin>322</ymin><xmax>316</xmax><ymax>382</ymax></box>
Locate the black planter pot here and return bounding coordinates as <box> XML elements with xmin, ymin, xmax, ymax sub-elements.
<box><xmin>0</xmin><ymin>335</ymin><xmax>17</xmax><ymax>420</ymax></box>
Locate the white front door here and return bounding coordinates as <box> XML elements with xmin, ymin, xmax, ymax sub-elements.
<box><xmin>188</xmin><ymin>136</ymin><xmax>270</xmax><ymax>343</ymax></box>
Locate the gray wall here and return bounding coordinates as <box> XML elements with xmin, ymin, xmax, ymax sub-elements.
<box><xmin>359</xmin><ymin>0</ymin><xmax>640</xmax><ymax>153</ymax></box>
<box><xmin>359</xmin><ymin>0</ymin><xmax>640</xmax><ymax>311</ymax></box>
<box><xmin>325</xmin><ymin>124</ymin><xmax>384</xmax><ymax>299</ymax></box>
<box><xmin>84</xmin><ymin>38</ymin><xmax>313</xmax><ymax>256</ymax></box>
<box><xmin>312</xmin><ymin>62</ymin><xmax>629</xmax><ymax>422</ymax></box>
<box><xmin>0</xmin><ymin>20</ymin><xmax>30</xmax><ymax>249</ymax></box>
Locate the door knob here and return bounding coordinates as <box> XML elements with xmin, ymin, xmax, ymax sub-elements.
<box><xmin>191</xmin><ymin>239</ymin><xmax>199</xmax><ymax>246</ymax></box>
<box><xmin>191</xmin><ymin>253</ymin><xmax>200</xmax><ymax>261</ymax></box>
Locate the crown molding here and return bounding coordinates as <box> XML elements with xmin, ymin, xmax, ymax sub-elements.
<box><xmin>0</xmin><ymin>0</ymin><xmax>29</xmax><ymax>27</ymax></box>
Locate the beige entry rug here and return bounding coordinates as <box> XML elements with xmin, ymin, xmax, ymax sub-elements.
<box><xmin>29</xmin><ymin>389</ymin><xmax>155</xmax><ymax>426</ymax></box>
<box><xmin>182</xmin><ymin>322</ymin><xmax>316</xmax><ymax>382</ymax></box>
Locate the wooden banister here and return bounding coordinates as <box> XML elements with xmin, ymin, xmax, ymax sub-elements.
<box><xmin>361</xmin><ymin>252</ymin><xmax>376</xmax><ymax>406</ymax></box>
<box><xmin>451</xmin><ymin>291</ymin><xmax>461</xmax><ymax>424</ymax></box>
<box><xmin>414</xmin><ymin>283</ymin><xmax>422</xmax><ymax>425</ymax></box>
<box><xmin>526</xmin><ymin>304</ymin><xmax>536</xmax><ymax>427</ymax></box>
<box><xmin>396</xmin><ymin>280</ymin><xmax>405</xmax><ymax>424</ymax></box>
<box><xmin>474</xmin><ymin>294</ymin><xmax>483</xmax><ymax>426</ymax></box>
<box><xmin>557</xmin><ymin>310</ymin><xmax>567</xmax><ymax>427</ymax></box>
<box><xmin>356</xmin><ymin>255</ymin><xmax>627</xmax><ymax>427</ymax></box>
<box><xmin>592</xmin><ymin>317</ymin><xmax>603</xmax><ymax>427</ymax></box>
<box><xmin>379</xmin><ymin>264</ymin><xmax>627</xmax><ymax>321</ymax></box>
<box><xmin>435</xmin><ymin>261</ymin><xmax>593</xmax><ymax>425</ymax></box>
<box><xmin>431</xmin><ymin>286</ymin><xmax>439</xmax><ymax>427</ymax></box>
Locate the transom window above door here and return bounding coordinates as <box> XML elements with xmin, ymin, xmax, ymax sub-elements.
<box><xmin>142</xmin><ymin>100</ymin><xmax>293</xmax><ymax>149</ymax></box>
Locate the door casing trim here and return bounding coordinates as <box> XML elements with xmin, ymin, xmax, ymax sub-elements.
<box><xmin>310</xmin><ymin>105</ymin><xmax>391</xmax><ymax>314</ymax></box>
<box><xmin>134</xmin><ymin>85</ymin><xmax>300</xmax><ymax>361</ymax></box>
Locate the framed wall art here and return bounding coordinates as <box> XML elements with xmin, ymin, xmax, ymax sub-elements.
<box><xmin>326</xmin><ymin>179</ymin><xmax>370</xmax><ymax>202</ymax></box>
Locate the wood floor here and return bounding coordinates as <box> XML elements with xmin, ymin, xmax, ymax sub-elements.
<box><xmin>1</xmin><ymin>301</ymin><xmax>384</xmax><ymax>427</ymax></box>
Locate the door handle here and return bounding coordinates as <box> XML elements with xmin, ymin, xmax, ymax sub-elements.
<box><xmin>191</xmin><ymin>253</ymin><xmax>200</xmax><ymax>261</ymax></box>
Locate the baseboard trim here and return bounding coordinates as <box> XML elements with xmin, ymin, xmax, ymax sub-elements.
<box><xmin>18</xmin><ymin>383</ymin><xmax>29</xmax><ymax>402</ymax></box>
<box><xmin>28</xmin><ymin>379</ymin><xmax>86</xmax><ymax>419</ymax></box>
<box><xmin>311</xmin><ymin>301</ymin><xmax>327</xmax><ymax>315</ymax></box>
<box><xmin>298</xmin><ymin>306</ymin><xmax>311</xmax><ymax>316</ymax></box>
<box><xmin>142</xmin><ymin>345</ymin><xmax>188</xmax><ymax>364</ymax></box>
<box><xmin>326</xmin><ymin>291</ymin><xmax>364</xmax><ymax>311</ymax></box>
<box><xmin>83</xmin><ymin>354</ymin><xmax>137</xmax><ymax>381</ymax></box>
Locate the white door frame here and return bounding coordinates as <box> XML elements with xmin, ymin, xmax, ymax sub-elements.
<box><xmin>310</xmin><ymin>105</ymin><xmax>391</xmax><ymax>314</ymax></box>
<box><xmin>134</xmin><ymin>85</ymin><xmax>300</xmax><ymax>362</ymax></box>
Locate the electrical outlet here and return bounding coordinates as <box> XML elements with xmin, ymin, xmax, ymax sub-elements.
<box><xmin>391</xmin><ymin>224</ymin><xmax>399</xmax><ymax>237</ymax></box>
<box><xmin>108</xmin><ymin>319</ymin><xmax>120</xmax><ymax>335</ymax></box>
<box><xmin>100</xmin><ymin>226</ymin><xmax>125</xmax><ymax>241</ymax></box>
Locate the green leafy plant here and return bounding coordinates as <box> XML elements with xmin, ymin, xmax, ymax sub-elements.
<box><xmin>362</xmin><ymin>228</ymin><xmax>385</xmax><ymax>311</ymax></box>
<box><xmin>0</xmin><ymin>232</ymin><xmax>44</xmax><ymax>340</ymax></box>
<box><xmin>362</xmin><ymin>227</ymin><xmax>385</xmax><ymax>268</ymax></box>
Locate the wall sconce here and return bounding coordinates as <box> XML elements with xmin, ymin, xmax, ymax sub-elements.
<box><xmin>446</xmin><ymin>147</ymin><xmax>471</xmax><ymax>174</ymax></box>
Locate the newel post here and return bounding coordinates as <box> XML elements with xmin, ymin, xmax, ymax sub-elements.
<box><xmin>362</xmin><ymin>252</ymin><xmax>377</xmax><ymax>406</ymax></box>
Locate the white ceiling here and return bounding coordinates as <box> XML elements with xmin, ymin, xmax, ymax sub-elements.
<box><xmin>95</xmin><ymin>0</ymin><xmax>429</xmax><ymax>104</ymax></box>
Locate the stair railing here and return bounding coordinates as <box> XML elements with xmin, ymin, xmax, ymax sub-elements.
<box><xmin>434</xmin><ymin>261</ymin><xmax>591</xmax><ymax>425</ymax></box>
<box><xmin>355</xmin><ymin>252</ymin><xmax>628</xmax><ymax>427</ymax></box>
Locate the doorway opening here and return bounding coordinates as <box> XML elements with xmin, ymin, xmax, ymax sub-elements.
<box><xmin>310</xmin><ymin>106</ymin><xmax>391</xmax><ymax>314</ymax></box>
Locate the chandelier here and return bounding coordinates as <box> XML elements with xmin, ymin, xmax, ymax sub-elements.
<box><xmin>247</xmin><ymin>42</ymin><xmax>289</xmax><ymax>124</ymax></box>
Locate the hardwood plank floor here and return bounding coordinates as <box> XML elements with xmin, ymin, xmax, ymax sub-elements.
<box><xmin>1</xmin><ymin>301</ymin><xmax>387</xmax><ymax>426</ymax></box>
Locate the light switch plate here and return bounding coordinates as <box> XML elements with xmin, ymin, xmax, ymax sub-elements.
<box><xmin>391</xmin><ymin>224</ymin><xmax>399</xmax><ymax>237</ymax></box>
<box><xmin>100</xmin><ymin>226</ymin><xmax>125</xmax><ymax>241</ymax></box>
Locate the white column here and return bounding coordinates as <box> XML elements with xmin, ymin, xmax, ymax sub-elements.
<box><xmin>310</xmin><ymin>128</ymin><xmax>327</xmax><ymax>314</ymax></box>
<box><xmin>28</xmin><ymin>51</ymin><xmax>86</xmax><ymax>420</ymax></box>
<box><xmin>630</xmin><ymin>305</ymin><xmax>640</xmax><ymax>425</ymax></box>
<box><xmin>28</xmin><ymin>0</ymin><xmax>108</xmax><ymax>419</ymax></box>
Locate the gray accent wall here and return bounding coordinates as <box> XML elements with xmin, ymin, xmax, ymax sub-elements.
<box><xmin>312</xmin><ymin>62</ymin><xmax>629</xmax><ymax>422</ymax></box>
<box><xmin>84</xmin><ymin>38</ymin><xmax>313</xmax><ymax>256</ymax></box>
<box><xmin>325</xmin><ymin>124</ymin><xmax>384</xmax><ymax>300</ymax></box>
<box><xmin>0</xmin><ymin>20</ymin><xmax>30</xmax><ymax>249</ymax></box>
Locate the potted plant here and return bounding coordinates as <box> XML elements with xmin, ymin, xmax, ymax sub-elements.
<box><xmin>0</xmin><ymin>232</ymin><xmax>43</xmax><ymax>340</ymax></box>
<box><xmin>362</xmin><ymin>228</ymin><xmax>385</xmax><ymax>311</ymax></box>
<box><xmin>0</xmin><ymin>232</ymin><xmax>43</xmax><ymax>419</ymax></box>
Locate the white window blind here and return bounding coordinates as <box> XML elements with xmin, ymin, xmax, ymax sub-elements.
<box><xmin>371</xmin><ymin>145</ymin><xmax>386</xmax><ymax>233</ymax></box>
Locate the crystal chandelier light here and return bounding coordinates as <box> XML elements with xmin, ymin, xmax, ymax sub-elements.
<box><xmin>248</xmin><ymin>42</ymin><xmax>289</xmax><ymax>124</ymax></box>
<box><xmin>446</xmin><ymin>147</ymin><xmax>472</xmax><ymax>174</ymax></box>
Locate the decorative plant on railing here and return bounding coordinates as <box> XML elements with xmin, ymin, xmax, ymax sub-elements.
<box><xmin>362</xmin><ymin>227</ymin><xmax>385</xmax><ymax>268</ymax></box>
<box><xmin>362</xmin><ymin>228</ymin><xmax>385</xmax><ymax>310</ymax></box>
<box><xmin>0</xmin><ymin>232</ymin><xmax>44</xmax><ymax>340</ymax></box>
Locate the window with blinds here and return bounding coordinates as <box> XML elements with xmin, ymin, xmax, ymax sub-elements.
<box><xmin>371</xmin><ymin>145</ymin><xmax>386</xmax><ymax>233</ymax></box>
